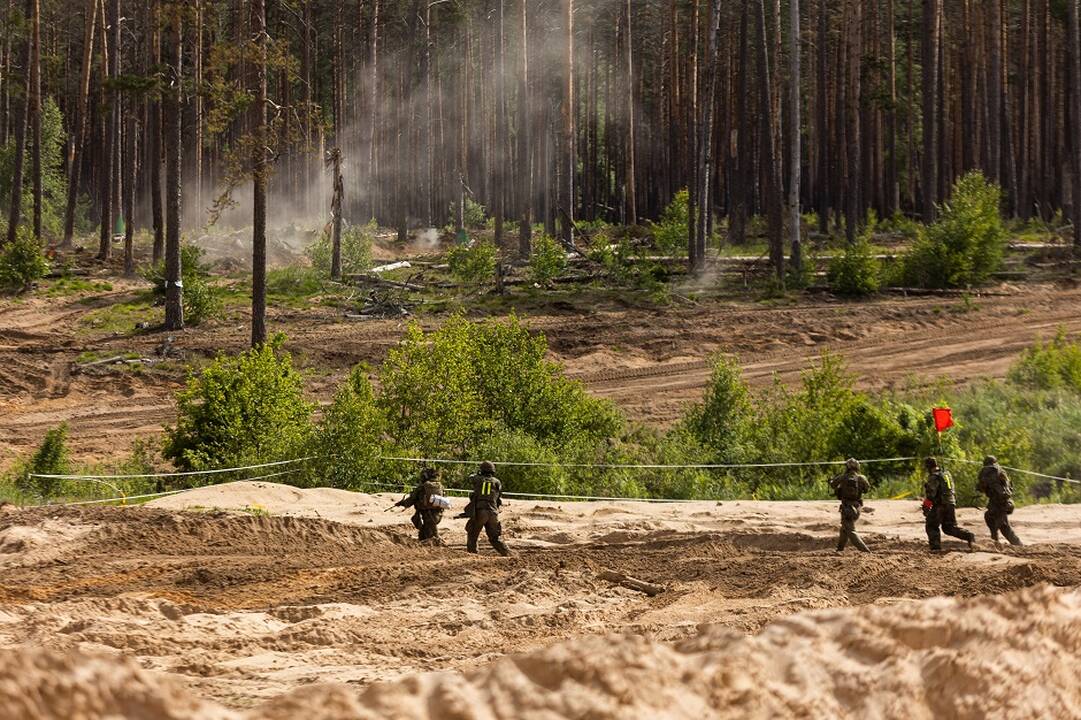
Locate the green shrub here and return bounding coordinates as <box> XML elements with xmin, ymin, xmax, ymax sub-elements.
<box><xmin>14</xmin><ymin>423</ymin><xmax>70</xmax><ymax>500</ymax></box>
<box><xmin>144</xmin><ymin>244</ymin><xmax>221</xmax><ymax>325</ymax></box>
<box><xmin>0</xmin><ymin>228</ymin><xmax>49</xmax><ymax>292</ymax></box>
<box><xmin>900</xmin><ymin>172</ymin><xmax>1006</xmax><ymax>288</ymax></box>
<box><xmin>448</xmin><ymin>197</ymin><xmax>488</xmax><ymax>229</ymax></box>
<box><xmin>828</xmin><ymin>240</ymin><xmax>881</xmax><ymax>296</ymax></box>
<box><xmin>652</xmin><ymin>189</ymin><xmax>689</xmax><ymax>256</ymax></box>
<box><xmin>528</xmin><ymin>234</ymin><xmax>567</xmax><ymax>286</ymax></box>
<box><xmin>683</xmin><ymin>356</ymin><xmax>754</xmax><ymax>464</ymax></box>
<box><xmin>164</xmin><ymin>335</ymin><xmax>314</xmax><ymax>471</ymax></box>
<box><xmin>377</xmin><ymin>315</ymin><xmax>621</xmax><ymax>458</ymax></box>
<box><xmin>1008</xmin><ymin>330</ymin><xmax>1081</xmax><ymax>393</ymax></box>
<box><xmin>447</xmin><ymin>239</ymin><xmax>496</xmax><ymax>285</ymax></box>
<box><xmin>305</xmin><ymin>219</ymin><xmax>375</xmax><ymax>276</ymax></box>
<box><xmin>308</xmin><ymin>365</ymin><xmax>386</xmax><ymax>490</ymax></box>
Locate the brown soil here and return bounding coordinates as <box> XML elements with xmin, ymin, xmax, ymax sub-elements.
<box><xmin>3</xmin><ymin>280</ymin><xmax>1081</xmax><ymax>466</ymax></box>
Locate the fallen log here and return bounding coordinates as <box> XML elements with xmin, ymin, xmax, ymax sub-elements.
<box><xmin>345</xmin><ymin>274</ymin><xmax>424</xmax><ymax>292</ymax></box>
<box><xmin>597</xmin><ymin>570</ymin><xmax>665</xmax><ymax>596</ymax></box>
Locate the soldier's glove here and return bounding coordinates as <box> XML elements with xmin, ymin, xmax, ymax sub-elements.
<box><xmin>921</xmin><ymin>498</ymin><xmax>933</xmax><ymax>516</ymax></box>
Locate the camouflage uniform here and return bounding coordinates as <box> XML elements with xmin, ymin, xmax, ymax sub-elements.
<box><xmin>976</xmin><ymin>457</ymin><xmax>1022</xmax><ymax>546</ymax></box>
<box><xmin>922</xmin><ymin>460</ymin><xmax>976</xmax><ymax>551</ymax></box>
<box><xmin>829</xmin><ymin>460</ymin><xmax>871</xmax><ymax>553</ymax></box>
<box><xmin>396</xmin><ymin>470</ymin><xmax>445</xmax><ymax>543</ymax></box>
<box><xmin>464</xmin><ymin>462</ymin><xmax>510</xmax><ymax>556</ymax></box>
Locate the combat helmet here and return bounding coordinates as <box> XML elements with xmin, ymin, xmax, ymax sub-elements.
<box><xmin>479</xmin><ymin>460</ymin><xmax>496</xmax><ymax>475</ymax></box>
<box><xmin>845</xmin><ymin>458</ymin><xmax>860</xmax><ymax>472</ymax></box>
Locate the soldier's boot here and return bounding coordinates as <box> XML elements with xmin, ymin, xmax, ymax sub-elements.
<box><xmin>850</xmin><ymin>532</ymin><xmax>870</xmax><ymax>553</ymax></box>
<box><xmin>1002</xmin><ymin>524</ymin><xmax>1023</xmax><ymax>547</ymax></box>
<box><xmin>836</xmin><ymin>528</ymin><xmax>848</xmax><ymax>553</ymax></box>
<box><xmin>490</xmin><ymin>536</ymin><xmax>511</xmax><ymax>557</ymax></box>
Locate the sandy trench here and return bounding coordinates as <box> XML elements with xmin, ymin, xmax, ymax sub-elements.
<box><xmin>1</xmin><ymin>481</ymin><xmax>1081</xmax><ymax>718</ymax></box>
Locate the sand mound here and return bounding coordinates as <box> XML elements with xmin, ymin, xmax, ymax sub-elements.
<box><xmin>0</xmin><ymin>645</ymin><xmax>230</xmax><ymax>720</ymax></box>
<box><xmin>338</xmin><ymin>584</ymin><xmax>1081</xmax><ymax>719</ymax></box>
<box><xmin>4</xmin><ymin>585</ymin><xmax>1080</xmax><ymax>719</ymax></box>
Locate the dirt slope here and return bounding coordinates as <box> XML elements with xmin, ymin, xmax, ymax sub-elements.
<box><xmin>3</xmin><ymin>284</ymin><xmax>1080</xmax><ymax>465</ymax></box>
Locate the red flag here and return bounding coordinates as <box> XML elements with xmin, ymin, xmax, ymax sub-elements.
<box><xmin>932</xmin><ymin>407</ymin><xmax>954</xmax><ymax>433</ymax></box>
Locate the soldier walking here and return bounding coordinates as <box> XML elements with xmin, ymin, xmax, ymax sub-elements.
<box><xmin>394</xmin><ymin>467</ymin><xmax>446</xmax><ymax>543</ymax></box>
<box><xmin>976</xmin><ymin>455</ymin><xmax>1022</xmax><ymax>547</ymax></box>
<box><xmin>829</xmin><ymin>458</ymin><xmax>871</xmax><ymax>553</ymax></box>
<box><xmin>921</xmin><ymin>457</ymin><xmax>976</xmax><ymax>552</ymax></box>
<box><xmin>462</xmin><ymin>461</ymin><xmax>510</xmax><ymax>556</ymax></box>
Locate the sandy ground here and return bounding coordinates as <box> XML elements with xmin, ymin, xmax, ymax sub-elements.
<box><xmin>3</xmin><ymin>282</ymin><xmax>1081</xmax><ymax>466</ymax></box>
<box><xmin>2</xmin><ymin>481</ymin><xmax>1080</xmax><ymax>718</ymax></box>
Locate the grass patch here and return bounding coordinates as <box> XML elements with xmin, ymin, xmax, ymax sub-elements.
<box><xmin>43</xmin><ymin>277</ymin><xmax>114</xmax><ymax>296</ymax></box>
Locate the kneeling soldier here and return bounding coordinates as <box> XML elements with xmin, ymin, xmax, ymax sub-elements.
<box><xmin>395</xmin><ymin>467</ymin><xmax>446</xmax><ymax>543</ymax></box>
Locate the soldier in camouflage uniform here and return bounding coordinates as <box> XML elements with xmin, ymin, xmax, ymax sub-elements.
<box><xmin>829</xmin><ymin>458</ymin><xmax>871</xmax><ymax>553</ymax></box>
<box><xmin>922</xmin><ymin>457</ymin><xmax>976</xmax><ymax>552</ymax></box>
<box><xmin>394</xmin><ymin>467</ymin><xmax>446</xmax><ymax>543</ymax></box>
<box><xmin>976</xmin><ymin>455</ymin><xmax>1022</xmax><ymax>547</ymax></box>
<box><xmin>462</xmin><ymin>461</ymin><xmax>510</xmax><ymax>556</ymax></box>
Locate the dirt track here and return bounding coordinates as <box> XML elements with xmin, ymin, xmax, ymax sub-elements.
<box><xmin>2</xmin><ymin>484</ymin><xmax>1080</xmax><ymax>711</ymax></box>
<box><xmin>2</xmin><ymin>282</ymin><xmax>1081</xmax><ymax>463</ymax></box>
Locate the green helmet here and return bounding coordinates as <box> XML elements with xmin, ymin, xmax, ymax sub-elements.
<box><xmin>421</xmin><ymin>467</ymin><xmax>439</xmax><ymax>481</ymax></box>
<box><xmin>845</xmin><ymin>458</ymin><xmax>860</xmax><ymax>472</ymax></box>
<box><xmin>924</xmin><ymin>456</ymin><xmax>939</xmax><ymax>470</ymax></box>
<box><xmin>479</xmin><ymin>460</ymin><xmax>496</xmax><ymax>475</ymax></box>
<box><xmin>984</xmin><ymin>455</ymin><xmax>997</xmax><ymax>466</ymax></box>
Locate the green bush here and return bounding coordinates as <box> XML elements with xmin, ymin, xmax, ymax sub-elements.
<box><xmin>305</xmin><ymin>219</ymin><xmax>375</xmax><ymax>276</ymax></box>
<box><xmin>682</xmin><ymin>356</ymin><xmax>754</xmax><ymax>464</ymax></box>
<box><xmin>528</xmin><ymin>233</ymin><xmax>567</xmax><ymax>286</ymax></box>
<box><xmin>900</xmin><ymin>172</ymin><xmax>1006</xmax><ymax>288</ymax></box>
<box><xmin>308</xmin><ymin>365</ymin><xmax>386</xmax><ymax>490</ymax></box>
<box><xmin>0</xmin><ymin>228</ymin><xmax>49</xmax><ymax>292</ymax></box>
<box><xmin>1008</xmin><ymin>330</ymin><xmax>1081</xmax><ymax>393</ymax></box>
<box><xmin>447</xmin><ymin>239</ymin><xmax>496</xmax><ymax>285</ymax></box>
<box><xmin>652</xmin><ymin>189</ymin><xmax>689</xmax><ymax>256</ymax></box>
<box><xmin>14</xmin><ymin>423</ymin><xmax>70</xmax><ymax>500</ymax></box>
<box><xmin>144</xmin><ymin>244</ymin><xmax>221</xmax><ymax>325</ymax></box>
<box><xmin>448</xmin><ymin>197</ymin><xmax>488</xmax><ymax>229</ymax></box>
<box><xmin>377</xmin><ymin>315</ymin><xmax>621</xmax><ymax>458</ymax></box>
<box><xmin>164</xmin><ymin>335</ymin><xmax>314</xmax><ymax>471</ymax></box>
<box><xmin>828</xmin><ymin>240</ymin><xmax>881</xmax><ymax>296</ymax></box>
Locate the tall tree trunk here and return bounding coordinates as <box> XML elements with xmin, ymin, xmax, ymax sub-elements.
<box><xmin>29</xmin><ymin>0</ymin><xmax>40</xmax><ymax>240</ymax></box>
<box><xmin>987</xmin><ymin>0</ymin><xmax>1002</xmax><ymax>185</ymax></box>
<box><xmin>517</xmin><ymin>0</ymin><xmax>532</xmax><ymax>257</ymax></box>
<box><xmin>921</xmin><ymin>0</ymin><xmax>940</xmax><ymax>222</ymax></box>
<box><xmin>367</xmin><ymin>0</ymin><xmax>379</xmax><ymax>222</ymax></box>
<box><xmin>163</xmin><ymin>3</ymin><xmax>183</xmax><ymax>331</ymax></box>
<box><xmin>251</xmin><ymin>0</ymin><xmax>268</xmax><ymax>347</ymax></box>
<box><xmin>4</xmin><ymin>0</ymin><xmax>31</xmax><ymax>245</ymax></box>
<box><xmin>329</xmin><ymin>148</ymin><xmax>343</xmax><ymax>279</ymax></box>
<box><xmin>786</xmin><ymin>0</ymin><xmax>801</xmax><ymax>274</ymax></box>
<box><xmin>730</xmin><ymin>1</ymin><xmax>751</xmax><ymax>245</ymax></box>
<box><xmin>560</xmin><ymin>0</ymin><xmax>575</xmax><ymax>247</ymax></box>
<box><xmin>62</xmin><ymin>0</ymin><xmax>97</xmax><ymax>249</ymax></box>
<box><xmin>844</xmin><ymin>0</ymin><xmax>861</xmax><ymax>244</ymax></box>
<box><xmin>1069</xmin><ymin>0</ymin><xmax>1081</xmax><ymax>251</ymax></box>
<box><xmin>693</xmin><ymin>0</ymin><xmax>722</xmax><ymax>271</ymax></box>
<box><xmin>149</xmin><ymin>0</ymin><xmax>164</xmax><ymax>262</ymax></box>
<box><xmin>97</xmin><ymin>0</ymin><xmax>113</xmax><ymax>259</ymax></box>
<box><xmin>123</xmin><ymin>116</ymin><xmax>136</xmax><ymax>275</ymax></box>
<box><xmin>624</xmin><ymin>0</ymin><xmax>637</xmax><ymax>227</ymax></box>
<box><xmin>814</xmin><ymin>0</ymin><xmax>829</xmax><ymax>234</ymax></box>
<box><xmin>193</xmin><ymin>0</ymin><xmax>203</xmax><ymax>221</ymax></box>
<box><xmin>884</xmin><ymin>0</ymin><xmax>899</xmax><ymax>216</ymax></box>
<box><xmin>757</xmin><ymin>0</ymin><xmax>784</xmax><ymax>282</ymax></box>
